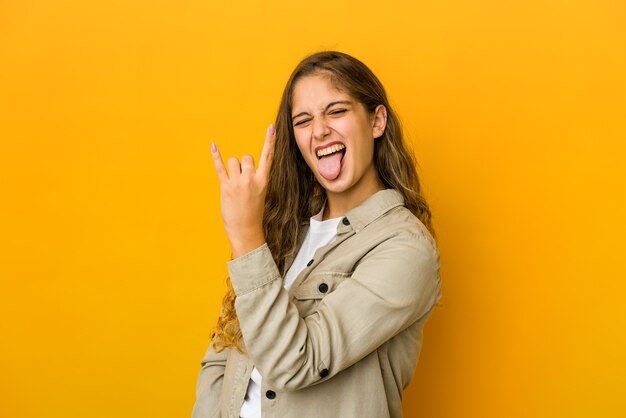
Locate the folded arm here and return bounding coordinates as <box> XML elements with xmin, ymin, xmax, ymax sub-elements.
<box><xmin>228</xmin><ymin>232</ymin><xmax>441</xmax><ymax>391</ymax></box>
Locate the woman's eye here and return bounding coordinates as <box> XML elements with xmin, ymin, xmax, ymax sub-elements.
<box><xmin>293</xmin><ymin>110</ymin><xmax>345</xmax><ymax>126</ymax></box>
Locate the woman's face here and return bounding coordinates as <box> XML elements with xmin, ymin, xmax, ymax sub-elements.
<box><xmin>291</xmin><ymin>73</ymin><xmax>387</xmax><ymax>204</ymax></box>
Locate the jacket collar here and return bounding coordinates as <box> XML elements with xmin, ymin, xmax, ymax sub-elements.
<box><xmin>337</xmin><ymin>188</ymin><xmax>405</xmax><ymax>234</ymax></box>
<box><xmin>283</xmin><ymin>188</ymin><xmax>405</xmax><ymax>277</ymax></box>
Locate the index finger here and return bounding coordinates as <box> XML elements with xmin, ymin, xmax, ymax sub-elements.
<box><xmin>257</xmin><ymin>123</ymin><xmax>276</xmax><ymax>177</ymax></box>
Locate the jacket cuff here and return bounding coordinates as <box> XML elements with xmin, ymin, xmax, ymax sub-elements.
<box><xmin>227</xmin><ymin>243</ymin><xmax>281</xmax><ymax>296</ymax></box>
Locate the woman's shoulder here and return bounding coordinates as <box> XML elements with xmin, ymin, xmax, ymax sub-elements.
<box><xmin>373</xmin><ymin>204</ymin><xmax>438</xmax><ymax>252</ymax></box>
<box><xmin>342</xmin><ymin>188</ymin><xmax>439</xmax><ymax>258</ymax></box>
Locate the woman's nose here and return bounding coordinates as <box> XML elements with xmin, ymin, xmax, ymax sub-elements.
<box><xmin>311</xmin><ymin>117</ymin><xmax>331</xmax><ymax>140</ymax></box>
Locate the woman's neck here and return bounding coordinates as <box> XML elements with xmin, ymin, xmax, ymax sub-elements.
<box><xmin>322</xmin><ymin>173</ymin><xmax>385</xmax><ymax>221</ymax></box>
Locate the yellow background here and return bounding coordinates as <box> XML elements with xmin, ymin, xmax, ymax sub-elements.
<box><xmin>1</xmin><ymin>1</ymin><xmax>625</xmax><ymax>417</ymax></box>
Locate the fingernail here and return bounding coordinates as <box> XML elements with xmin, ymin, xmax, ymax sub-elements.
<box><xmin>211</xmin><ymin>142</ymin><xmax>217</xmax><ymax>153</ymax></box>
<box><xmin>269</xmin><ymin>123</ymin><xmax>275</xmax><ymax>135</ymax></box>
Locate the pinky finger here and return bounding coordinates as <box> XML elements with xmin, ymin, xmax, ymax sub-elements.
<box><xmin>210</xmin><ymin>142</ymin><xmax>228</xmax><ymax>182</ymax></box>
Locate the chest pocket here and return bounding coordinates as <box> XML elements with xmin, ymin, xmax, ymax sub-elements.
<box><xmin>291</xmin><ymin>272</ymin><xmax>350</xmax><ymax>317</ymax></box>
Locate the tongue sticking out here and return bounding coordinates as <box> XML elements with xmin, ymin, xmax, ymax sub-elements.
<box><xmin>318</xmin><ymin>150</ymin><xmax>344</xmax><ymax>181</ymax></box>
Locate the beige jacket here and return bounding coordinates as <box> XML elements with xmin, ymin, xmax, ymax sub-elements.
<box><xmin>192</xmin><ymin>189</ymin><xmax>442</xmax><ymax>418</ymax></box>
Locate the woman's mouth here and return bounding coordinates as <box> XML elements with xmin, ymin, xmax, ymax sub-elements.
<box><xmin>316</xmin><ymin>142</ymin><xmax>346</xmax><ymax>181</ymax></box>
<box><xmin>316</xmin><ymin>143</ymin><xmax>346</xmax><ymax>158</ymax></box>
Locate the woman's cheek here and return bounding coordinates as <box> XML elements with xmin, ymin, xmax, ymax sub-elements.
<box><xmin>295</xmin><ymin>134</ymin><xmax>315</xmax><ymax>168</ymax></box>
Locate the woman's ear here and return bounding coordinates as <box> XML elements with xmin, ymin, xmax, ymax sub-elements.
<box><xmin>372</xmin><ymin>105</ymin><xmax>387</xmax><ymax>139</ymax></box>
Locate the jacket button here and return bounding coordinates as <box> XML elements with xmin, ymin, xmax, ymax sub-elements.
<box><xmin>342</xmin><ymin>217</ymin><xmax>350</xmax><ymax>226</ymax></box>
<box><xmin>319</xmin><ymin>368</ymin><xmax>329</xmax><ymax>378</ymax></box>
<box><xmin>265</xmin><ymin>390</ymin><xmax>276</xmax><ymax>399</ymax></box>
<box><xmin>306</xmin><ymin>259</ymin><xmax>314</xmax><ymax>267</ymax></box>
<box><xmin>318</xmin><ymin>283</ymin><xmax>329</xmax><ymax>293</ymax></box>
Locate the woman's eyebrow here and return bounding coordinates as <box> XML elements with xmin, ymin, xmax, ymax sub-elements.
<box><xmin>292</xmin><ymin>100</ymin><xmax>353</xmax><ymax>121</ymax></box>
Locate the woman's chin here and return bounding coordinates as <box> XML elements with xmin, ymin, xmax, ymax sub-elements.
<box><xmin>317</xmin><ymin>176</ymin><xmax>351</xmax><ymax>195</ymax></box>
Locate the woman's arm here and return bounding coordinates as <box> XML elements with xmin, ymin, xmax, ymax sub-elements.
<box><xmin>227</xmin><ymin>231</ymin><xmax>441</xmax><ymax>392</ymax></box>
<box><xmin>193</xmin><ymin>124</ymin><xmax>274</xmax><ymax>415</ymax></box>
<box><xmin>191</xmin><ymin>338</ymin><xmax>229</xmax><ymax>418</ymax></box>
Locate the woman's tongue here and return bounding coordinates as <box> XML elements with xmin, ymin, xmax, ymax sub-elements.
<box><xmin>318</xmin><ymin>150</ymin><xmax>343</xmax><ymax>181</ymax></box>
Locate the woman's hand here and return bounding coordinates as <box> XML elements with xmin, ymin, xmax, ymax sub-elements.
<box><xmin>210</xmin><ymin>123</ymin><xmax>276</xmax><ymax>259</ymax></box>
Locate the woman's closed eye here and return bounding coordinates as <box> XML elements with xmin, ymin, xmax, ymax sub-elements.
<box><xmin>294</xmin><ymin>119</ymin><xmax>309</xmax><ymax>127</ymax></box>
<box><xmin>294</xmin><ymin>109</ymin><xmax>347</xmax><ymax>127</ymax></box>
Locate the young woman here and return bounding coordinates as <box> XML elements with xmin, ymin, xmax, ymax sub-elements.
<box><xmin>192</xmin><ymin>51</ymin><xmax>442</xmax><ymax>418</ymax></box>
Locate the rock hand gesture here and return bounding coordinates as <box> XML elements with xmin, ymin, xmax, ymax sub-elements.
<box><xmin>210</xmin><ymin>123</ymin><xmax>276</xmax><ymax>259</ymax></box>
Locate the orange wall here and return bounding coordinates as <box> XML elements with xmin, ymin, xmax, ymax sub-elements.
<box><xmin>1</xmin><ymin>1</ymin><xmax>624</xmax><ymax>417</ymax></box>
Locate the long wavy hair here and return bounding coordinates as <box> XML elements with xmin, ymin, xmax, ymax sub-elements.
<box><xmin>211</xmin><ymin>51</ymin><xmax>435</xmax><ymax>353</ymax></box>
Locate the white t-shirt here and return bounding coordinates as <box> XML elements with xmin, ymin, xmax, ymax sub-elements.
<box><xmin>239</xmin><ymin>208</ymin><xmax>342</xmax><ymax>418</ymax></box>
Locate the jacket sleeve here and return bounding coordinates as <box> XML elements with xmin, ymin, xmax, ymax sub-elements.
<box><xmin>191</xmin><ymin>337</ymin><xmax>229</xmax><ymax>418</ymax></box>
<box><xmin>227</xmin><ymin>232</ymin><xmax>441</xmax><ymax>392</ymax></box>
